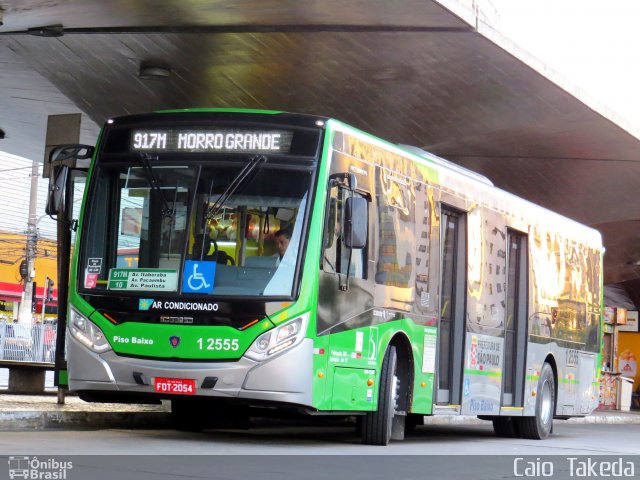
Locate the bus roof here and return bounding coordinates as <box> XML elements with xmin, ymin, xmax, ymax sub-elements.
<box><xmin>328</xmin><ymin>118</ymin><xmax>603</xmax><ymax>250</ymax></box>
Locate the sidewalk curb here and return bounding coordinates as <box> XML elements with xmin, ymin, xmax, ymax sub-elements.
<box><xmin>0</xmin><ymin>411</ymin><xmax>170</xmax><ymax>430</ymax></box>
<box><xmin>565</xmin><ymin>414</ymin><xmax>640</xmax><ymax>425</ymax></box>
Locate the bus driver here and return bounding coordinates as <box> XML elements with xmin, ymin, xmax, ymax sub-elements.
<box><xmin>273</xmin><ymin>228</ymin><xmax>291</xmax><ymax>264</ymax></box>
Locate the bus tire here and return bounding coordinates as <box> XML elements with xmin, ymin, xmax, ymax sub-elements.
<box><xmin>361</xmin><ymin>345</ymin><xmax>400</xmax><ymax>445</ymax></box>
<box><xmin>492</xmin><ymin>417</ymin><xmax>519</xmax><ymax>438</ymax></box>
<box><xmin>518</xmin><ymin>362</ymin><xmax>555</xmax><ymax>439</ymax></box>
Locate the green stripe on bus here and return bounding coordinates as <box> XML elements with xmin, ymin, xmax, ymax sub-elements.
<box><xmin>463</xmin><ymin>369</ymin><xmax>502</xmax><ymax>377</ymax></box>
<box><xmin>559</xmin><ymin>379</ymin><xmax>580</xmax><ymax>385</ymax></box>
<box><xmin>526</xmin><ymin>375</ymin><xmax>539</xmax><ymax>382</ymax></box>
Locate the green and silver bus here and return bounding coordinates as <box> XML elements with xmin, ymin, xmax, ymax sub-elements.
<box><xmin>47</xmin><ymin>109</ymin><xmax>602</xmax><ymax>444</ymax></box>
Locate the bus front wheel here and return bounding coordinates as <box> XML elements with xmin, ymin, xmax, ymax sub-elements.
<box><xmin>361</xmin><ymin>345</ymin><xmax>402</xmax><ymax>445</ymax></box>
<box><xmin>519</xmin><ymin>362</ymin><xmax>555</xmax><ymax>439</ymax></box>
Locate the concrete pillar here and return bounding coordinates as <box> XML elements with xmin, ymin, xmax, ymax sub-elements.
<box><xmin>43</xmin><ymin>113</ymin><xmax>81</xmax><ymax>178</ymax></box>
<box><xmin>8</xmin><ymin>367</ymin><xmax>46</xmax><ymax>394</ymax></box>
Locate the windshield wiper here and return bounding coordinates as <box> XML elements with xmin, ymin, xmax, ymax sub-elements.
<box><xmin>205</xmin><ymin>155</ymin><xmax>266</xmax><ymax>221</ymax></box>
<box><xmin>139</xmin><ymin>153</ymin><xmax>174</xmax><ymax>218</ymax></box>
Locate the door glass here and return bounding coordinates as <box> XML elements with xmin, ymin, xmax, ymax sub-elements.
<box><xmin>439</xmin><ymin>212</ymin><xmax>457</xmax><ymax>396</ymax></box>
<box><xmin>504</xmin><ymin>233</ymin><xmax>519</xmax><ymax>404</ymax></box>
<box><xmin>504</xmin><ymin>230</ymin><xmax>527</xmax><ymax>407</ymax></box>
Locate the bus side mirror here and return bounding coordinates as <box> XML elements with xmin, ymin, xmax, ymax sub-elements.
<box><xmin>45</xmin><ymin>144</ymin><xmax>93</xmax><ymax>218</ymax></box>
<box><xmin>344</xmin><ymin>196</ymin><xmax>368</xmax><ymax>249</ymax></box>
<box><xmin>45</xmin><ymin>165</ymin><xmax>69</xmax><ymax>217</ymax></box>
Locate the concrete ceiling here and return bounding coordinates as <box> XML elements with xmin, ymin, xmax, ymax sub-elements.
<box><xmin>1</xmin><ymin>0</ymin><xmax>640</xmax><ymax>286</ymax></box>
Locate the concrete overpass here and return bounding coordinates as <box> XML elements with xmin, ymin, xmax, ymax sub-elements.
<box><xmin>1</xmin><ymin>0</ymin><xmax>639</xmax><ymax>298</ymax></box>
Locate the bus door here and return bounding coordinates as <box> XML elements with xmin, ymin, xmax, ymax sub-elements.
<box><xmin>437</xmin><ymin>207</ymin><xmax>466</xmax><ymax>406</ymax></box>
<box><xmin>502</xmin><ymin>229</ymin><xmax>528</xmax><ymax>408</ymax></box>
<box><xmin>45</xmin><ymin>149</ymin><xmax>89</xmax><ymax>396</ymax></box>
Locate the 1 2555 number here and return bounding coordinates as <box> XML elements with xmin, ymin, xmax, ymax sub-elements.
<box><xmin>197</xmin><ymin>338</ymin><xmax>239</xmax><ymax>351</ymax></box>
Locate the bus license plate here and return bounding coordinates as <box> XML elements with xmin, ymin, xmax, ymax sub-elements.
<box><xmin>154</xmin><ymin>377</ymin><xmax>196</xmax><ymax>395</ymax></box>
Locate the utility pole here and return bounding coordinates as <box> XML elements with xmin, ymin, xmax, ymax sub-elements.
<box><xmin>17</xmin><ymin>157</ymin><xmax>39</xmax><ymax>323</ymax></box>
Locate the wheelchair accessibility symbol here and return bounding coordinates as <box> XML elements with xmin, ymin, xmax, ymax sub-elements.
<box><xmin>463</xmin><ymin>378</ymin><xmax>471</xmax><ymax>397</ymax></box>
<box><xmin>182</xmin><ymin>261</ymin><xmax>216</xmax><ymax>293</ymax></box>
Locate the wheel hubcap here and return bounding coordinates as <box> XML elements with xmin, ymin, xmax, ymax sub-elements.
<box><xmin>540</xmin><ymin>379</ymin><xmax>553</xmax><ymax>424</ymax></box>
<box><xmin>392</xmin><ymin>374</ymin><xmax>400</xmax><ymax>411</ymax></box>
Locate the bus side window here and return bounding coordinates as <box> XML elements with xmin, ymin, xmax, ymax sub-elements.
<box><xmin>322</xmin><ymin>188</ymin><xmax>339</xmax><ymax>273</ymax></box>
<box><xmin>323</xmin><ymin>198</ymin><xmax>337</xmax><ymax>250</ymax></box>
<box><xmin>322</xmin><ymin>186</ymin><xmax>367</xmax><ymax>279</ymax></box>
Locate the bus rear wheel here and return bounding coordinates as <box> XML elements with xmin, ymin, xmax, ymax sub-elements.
<box><xmin>361</xmin><ymin>346</ymin><xmax>402</xmax><ymax>445</ymax></box>
<box><xmin>518</xmin><ymin>362</ymin><xmax>555</xmax><ymax>439</ymax></box>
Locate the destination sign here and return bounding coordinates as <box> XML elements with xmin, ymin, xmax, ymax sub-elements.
<box><xmin>108</xmin><ymin>268</ymin><xmax>178</xmax><ymax>292</ymax></box>
<box><xmin>131</xmin><ymin>129</ymin><xmax>293</xmax><ymax>153</ymax></box>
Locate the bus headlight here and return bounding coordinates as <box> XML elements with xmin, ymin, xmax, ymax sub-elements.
<box><xmin>69</xmin><ymin>308</ymin><xmax>112</xmax><ymax>353</ymax></box>
<box><xmin>245</xmin><ymin>313</ymin><xmax>309</xmax><ymax>361</ymax></box>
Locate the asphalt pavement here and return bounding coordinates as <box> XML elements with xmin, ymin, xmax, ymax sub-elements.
<box><xmin>1</xmin><ymin>389</ymin><xmax>639</xmax><ymax>431</ymax></box>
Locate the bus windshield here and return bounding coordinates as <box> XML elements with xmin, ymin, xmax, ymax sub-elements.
<box><xmin>80</xmin><ymin>159</ymin><xmax>312</xmax><ymax>298</ymax></box>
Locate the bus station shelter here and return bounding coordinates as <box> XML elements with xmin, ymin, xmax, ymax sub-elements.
<box><xmin>0</xmin><ymin>0</ymin><xmax>639</xmax><ymax>293</ymax></box>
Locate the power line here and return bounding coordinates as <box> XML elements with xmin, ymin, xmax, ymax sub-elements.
<box><xmin>0</xmin><ymin>175</ymin><xmax>36</xmax><ymax>181</ymax></box>
<box><xmin>0</xmin><ymin>166</ymin><xmax>33</xmax><ymax>173</ymax></box>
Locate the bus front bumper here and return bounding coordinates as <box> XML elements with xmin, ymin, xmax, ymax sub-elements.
<box><xmin>67</xmin><ymin>333</ymin><xmax>314</xmax><ymax>407</ymax></box>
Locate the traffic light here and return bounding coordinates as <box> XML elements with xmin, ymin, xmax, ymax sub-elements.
<box><xmin>19</xmin><ymin>259</ymin><xmax>28</xmax><ymax>281</ymax></box>
<box><xmin>31</xmin><ymin>281</ymin><xmax>37</xmax><ymax>312</ymax></box>
<box><xmin>47</xmin><ymin>277</ymin><xmax>55</xmax><ymax>302</ymax></box>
